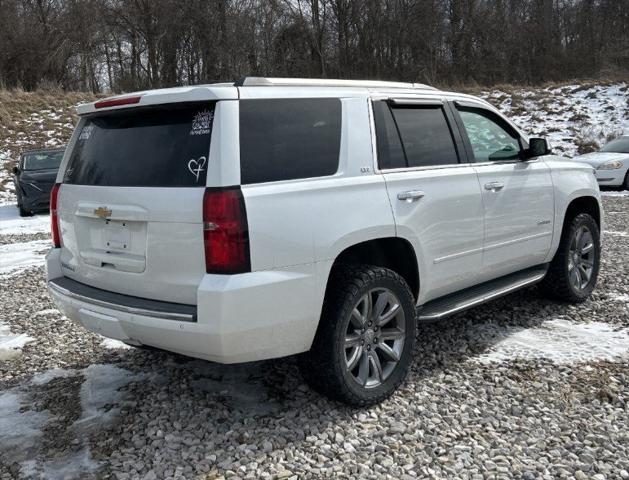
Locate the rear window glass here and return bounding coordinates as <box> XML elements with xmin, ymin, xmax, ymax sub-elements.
<box><xmin>64</xmin><ymin>103</ymin><xmax>214</xmax><ymax>187</ymax></box>
<box><xmin>23</xmin><ymin>150</ymin><xmax>64</xmax><ymax>170</ymax></box>
<box><xmin>239</xmin><ymin>98</ymin><xmax>341</xmax><ymax>184</ymax></box>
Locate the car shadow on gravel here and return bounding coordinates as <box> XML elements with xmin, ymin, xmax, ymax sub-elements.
<box><xmin>103</xmin><ymin>284</ymin><xmax>591</xmax><ymax>405</ymax></box>
<box><xmin>88</xmin><ymin>285</ymin><xmax>569</xmax><ymax>417</ymax></box>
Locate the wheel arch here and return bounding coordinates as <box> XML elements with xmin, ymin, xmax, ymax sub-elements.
<box><xmin>545</xmin><ymin>190</ymin><xmax>602</xmax><ymax>265</ymax></box>
<box><xmin>327</xmin><ymin>237</ymin><xmax>420</xmax><ymax>301</ymax></box>
<box><xmin>563</xmin><ymin>195</ymin><xmax>601</xmax><ymax>230</ymax></box>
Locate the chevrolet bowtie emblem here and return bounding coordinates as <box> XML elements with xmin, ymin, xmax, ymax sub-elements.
<box><xmin>94</xmin><ymin>206</ymin><xmax>112</xmax><ymax>219</ymax></box>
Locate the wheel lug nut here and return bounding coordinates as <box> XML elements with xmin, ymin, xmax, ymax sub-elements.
<box><xmin>373</xmin><ymin>338</ymin><xmax>377</xmax><ymax>344</ymax></box>
<box><xmin>366</xmin><ymin>345</ymin><xmax>371</xmax><ymax>351</ymax></box>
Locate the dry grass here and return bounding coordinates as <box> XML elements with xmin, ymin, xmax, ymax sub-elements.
<box><xmin>0</xmin><ymin>89</ymin><xmax>99</xmax><ymax>149</ymax></box>
<box><xmin>441</xmin><ymin>73</ymin><xmax>629</xmax><ymax>97</ymax></box>
<box><xmin>574</xmin><ymin>124</ymin><xmax>624</xmax><ymax>155</ymax></box>
<box><xmin>0</xmin><ymin>89</ymin><xmax>100</xmax><ymax>196</ymax></box>
<box><xmin>0</xmin><ymin>89</ymin><xmax>99</xmax><ymax>130</ymax></box>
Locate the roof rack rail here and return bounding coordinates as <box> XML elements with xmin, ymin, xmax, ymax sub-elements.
<box><xmin>233</xmin><ymin>77</ymin><xmax>437</xmax><ymax>90</ymax></box>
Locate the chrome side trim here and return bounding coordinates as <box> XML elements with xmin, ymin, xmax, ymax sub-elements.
<box><xmin>433</xmin><ymin>231</ymin><xmax>551</xmax><ymax>264</ymax></box>
<box><xmin>48</xmin><ymin>280</ymin><xmax>195</xmax><ymax>322</ymax></box>
<box><xmin>433</xmin><ymin>246</ymin><xmax>484</xmax><ymax>264</ymax></box>
<box><xmin>483</xmin><ymin>231</ymin><xmax>552</xmax><ymax>252</ymax></box>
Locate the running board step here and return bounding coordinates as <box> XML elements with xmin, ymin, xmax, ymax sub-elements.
<box><xmin>417</xmin><ymin>265</ymin><xmax>548</xmax><ymax>321</ymax></box>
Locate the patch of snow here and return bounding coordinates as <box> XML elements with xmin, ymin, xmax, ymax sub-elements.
<box><xmin>0</xmin><ymin>239</ymin><xmax>49</xmax><ymax>275</ymax></box>
<box><xmin>0</xmin><ymin>322</ymin><xmax>34</xmax><ymax>360</ymax></box>
<box><xmin>0</xmin><ymin>390</ymin><xmax>48</xmax><ymax>461</ymax></box>
<box><xmin>31</xmin><ymin>367</ymin><xmax>77</xmax><ymax>386</ymax></box>
<box><xmin>100</xmin><ymin>337</ymin><xmax>132</xmax><ymax>349</ymax></box>
<box><xmin>74</xmin><ymin>364</ymin><xmax>143</xmax><ymax>434</ymax></box>
<box><xmin>0</xmin><ymin>204</ymin><xmax>50</xmax><ymax>235</ymax></box>
<box><xmin>481</xmin><ymin>82</ymin><xmax>629</xmax><ymax>158</ymax></box>
<box><xmin>601</xmin><ymin>190</ymin><xmax>629</xmax><ymax>197</ymax></box>
<box><xmin>472</xmin><ymin>319</ymin><xmax>629</xmax><ymax>365</ymax></box>
<box><xmin>610</xmin><ymin>293</ymin><xmax>629</xmax><ymax>304</ymax></box>
<box><xmin>35</xmin><ymin>308</ymin><xmax>59</xmax><ymax>316</ymax></box>
<box><xmin>604</xmin><ymin>230</ymin><xmax>629</xmax><ymax>238</ymax></box>
<box><xmin>21</xmin><ymin>448</ymin><xmax>99</xmax><ymax>480</ymax></box>
<box><xmin>0</xmin><ymin>364</ymin><xmax>142</xmax><ymax>478</ymax></box>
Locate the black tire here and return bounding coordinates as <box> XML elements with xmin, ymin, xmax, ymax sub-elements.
<box><xmin>539</xmin><ymin>213</ymin><xmax>600</xmax><ymax>303</ymax></box>
<box><xmin>624</xmin><ymin>170</ymin><xmax>629</xmax><ymax>191</ymax></box>
<box><xmin>18</xmin><ymin>203</ymin><xmax>32</xmax><ymax>217</ymax></box>
<box><xmin>299</xmin><ymin>264</ymin><xmax>416</xmax><ymax>406</ymax></box>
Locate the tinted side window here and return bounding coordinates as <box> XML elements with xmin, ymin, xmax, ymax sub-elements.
<box><xmin>390</xmin><ymin>106</ymin><xmax>458</xmax><ymax>168</ymax></box>
<box><xmin>372</xmin><ymin>101</ymin><xmax>406</xmax><ymax>170</ymax></box>
<box><xmin>458</xmin><ymin>108</ymin><xmax>522</xmax><ymax>162</ymax></box>
<box><xmin>239</xmin><ymin>98</ymin><xmax>341</xmax><ymax>184</ymax></box>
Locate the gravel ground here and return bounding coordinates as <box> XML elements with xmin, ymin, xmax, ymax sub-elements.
<box><xmin>0</xmin><ymin>195</ymin><xmax>628</xmax><ymax>480</ymax></box>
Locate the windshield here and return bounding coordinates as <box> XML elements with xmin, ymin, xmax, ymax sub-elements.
<box><xmin>64</xmin><ymin>103</ymin><xmax>214</xmax><ymax>187</ymax></box>
<box><xmin>22</xmin><ymin>151</ymin><xmax>64</xmax><ymax>170</ymax></box>
<box><xmin>602</xmin><ymin>137</ymin><xmax>629</xmax><ymax>153</ymax></box>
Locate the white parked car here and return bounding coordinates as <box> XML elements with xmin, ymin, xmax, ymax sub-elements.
<box><xmin>572</xmin><ymin>135</ymin><xmax>629</xmax><ymax>190</ymax></box>
<box><xmin>46</xmin><ymin>78</ymin><xmax>603</xmax><ymax>405</ymax></box>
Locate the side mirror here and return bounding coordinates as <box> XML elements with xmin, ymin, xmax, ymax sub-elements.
<box><xmin>12</xmin><ymin>166</ymin><xmax>19</xmax><ymax>175</ymax></box>
<box><xmin>527</xmin><ymin>138</ymin><xmax>551</xmax><ymax>158</ymax></box>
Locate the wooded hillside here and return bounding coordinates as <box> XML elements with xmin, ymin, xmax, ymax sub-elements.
<box><xmin>1</xmin><ymin>0</ymin><xmax>628</xmax><ymax>92</ymax></box>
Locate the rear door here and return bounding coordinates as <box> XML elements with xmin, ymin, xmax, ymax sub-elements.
<box><xmin>374</xmin><ymin>99</ymin><xmax>485</xmax><ymax>304</ymax></box>
<box><xmin>57</xmin><ymin>102</ymin><xmax>218</xmax><ymax>305</ymax></box>
<box><xmin>452</xmin><ymin>102</ymin><xmax>554</xmax><ymax>278</ymax></box>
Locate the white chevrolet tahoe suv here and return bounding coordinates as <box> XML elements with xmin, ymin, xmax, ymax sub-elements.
<box><xmin>46</xmin><ymin>78</ymin><xmax>603</xmax><ymax>406</ymax></box>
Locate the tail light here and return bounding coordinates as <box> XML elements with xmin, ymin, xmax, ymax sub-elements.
<box><xmin>50</xmin><ymin>183</ymin><xmax>61</xmax><ymax>248</ymax></box>
<box><xmin>203</xmin><ymin>187</ymin><xmax>250</xmax><ymax>274</ymax></box>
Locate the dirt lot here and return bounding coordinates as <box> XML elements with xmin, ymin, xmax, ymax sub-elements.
<box><xmin>0</xmin><ymin>192</ymin><xmax>627</xmax><ymax>480</ymax></box>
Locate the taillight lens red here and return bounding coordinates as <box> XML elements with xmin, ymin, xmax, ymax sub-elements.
<box><xmin>94</xmin><ymin>95</ymin><xmax>142</xmax><ymax>109</ymax></box>
<box><xmin>50</xmin><ymin>183</ymin><xmax>61</xmax><ymax>248</ymax></box>
<box><xmin>203</xmin><ymin>187</ymin><xmax>250</xmax><ymax>274</ymax></box>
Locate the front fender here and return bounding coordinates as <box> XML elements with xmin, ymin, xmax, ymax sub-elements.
<box><xmin>545</xmin><ymin>160</ymin><xmax>603</xmax><ymax>262</ymax></box>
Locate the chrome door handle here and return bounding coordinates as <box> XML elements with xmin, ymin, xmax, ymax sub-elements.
<box><xmin>484</xmin><ymin>182</ymin><xmax>505</xmax><ymax>191</ymax></box>
<box><xmin>397</xmin><ymin>190</ymin><xmax>425</xmax><ymax>202</ymax></box>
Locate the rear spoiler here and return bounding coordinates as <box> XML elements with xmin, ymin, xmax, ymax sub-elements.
<box><xmin>76</xmin><ymin>85</ymin><xmax>238</xmax><ymax>115</ymax></box>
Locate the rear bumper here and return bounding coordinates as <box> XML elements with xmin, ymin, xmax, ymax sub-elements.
<box><xmin>48</xmin><ymin>277</ymin><xmax>196</xmax><ymax>322</ymax></box>
<box><xmin>46</xmin><ymin>249</ymin><xmax>321</xmax><ymax>363</ymax></box>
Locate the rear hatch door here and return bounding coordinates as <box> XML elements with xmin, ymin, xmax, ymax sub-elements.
<box><xmin>58</xmin><ymin>101</ymin><xmax>218</xmax><ymax>305</ymax></box>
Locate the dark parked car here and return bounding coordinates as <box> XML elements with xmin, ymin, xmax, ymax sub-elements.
<box><xmin>13</xmin><ymin>147</ymin><xmax>64</xmax><ymax>216</ymax></box>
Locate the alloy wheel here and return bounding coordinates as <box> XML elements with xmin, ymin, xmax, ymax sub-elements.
<box><xmin>568</xmin><ymin>225</ymin><xmax>595</xmax><ymax>291</ymax></box>
<box><xmin>344</xmin><ymin>288</ymin><xmax>406</xmax><ymax>388</ymax></box>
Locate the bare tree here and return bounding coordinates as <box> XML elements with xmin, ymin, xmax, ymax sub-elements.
<box><xmin>0</xmin><ymin>0</ymin><xmax>628</xmax><ymax>91</ymax></box>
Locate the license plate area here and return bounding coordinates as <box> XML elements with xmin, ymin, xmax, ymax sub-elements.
<box><xmin>74</xmin><ymin>216</ymin><xmax>148</xmax><ymax>273</ymax></box>
<box><xmin>103</xmin><ymin>220</ymin><xmax>131</xmax><ymax>251</ymax></box>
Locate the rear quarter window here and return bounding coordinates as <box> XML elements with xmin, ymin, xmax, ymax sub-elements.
<box><xmin>239</xmin><ymin>98</ymin><xmax>342</xmax><ymax>184</ymax></box>
<box><xmin>64</xmin><ymin>103</ymin><xmax>214</xmax><ymax>187</ymax></box>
